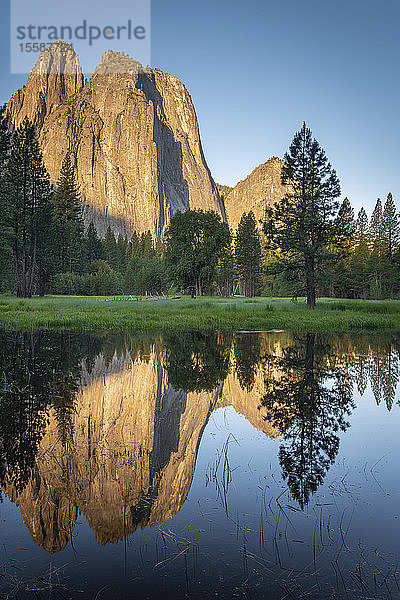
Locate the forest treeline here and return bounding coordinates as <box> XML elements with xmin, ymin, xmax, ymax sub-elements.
<box><xmin>0</xmin><ymin>113</ymin><xmax>399</xmax><ymax>301</ymax></box>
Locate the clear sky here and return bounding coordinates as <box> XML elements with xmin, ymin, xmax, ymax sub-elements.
<box><xmin>1</xmin><ymin>0</ymin><xmax>399</xmax><ymax>215</ymax></box>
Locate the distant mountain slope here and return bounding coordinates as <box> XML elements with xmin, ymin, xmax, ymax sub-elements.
<box><xmin>224</xmin><ymin>157</ymin><xmax>289</xmax><ymax>230</ymax></box>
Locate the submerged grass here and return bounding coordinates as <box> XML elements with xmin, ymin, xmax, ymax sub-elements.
<box><xmin>0</xmin><ymin>295</ymin><xmax>400</xmax><ymax>332</ymax></box>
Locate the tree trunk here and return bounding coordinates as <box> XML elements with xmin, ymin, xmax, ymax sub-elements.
<box><xmin>27</xmin><ymin>234</ymin><xmax>37</xmax><ymax>298</ymax></box>
<box><xmin>305</xmin><ymin>254</ymin><xmax>316</xmax><ymax>308</ymax></box>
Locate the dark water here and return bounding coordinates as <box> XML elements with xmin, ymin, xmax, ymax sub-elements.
<box><xmin>0</xmin><ymin>330</ymin><xmax>400</xmax><ymax>599</ymax></box>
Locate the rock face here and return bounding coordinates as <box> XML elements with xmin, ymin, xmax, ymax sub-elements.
<box><xmin>7</xmin><ymin>41</ymin><xmax>223</xmax><ymax>238</ymax></box>
<box><xmin>7</xmin><ymin>42</ymin><xmax>84</xmax><ymax>130</ymax></box>
<box><xmin>224</xmin><ymin>157</ymin><xmax>289</xmax><ymax>230</ymax></box>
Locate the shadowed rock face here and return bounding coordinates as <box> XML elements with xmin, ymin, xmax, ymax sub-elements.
<box><xmin>224</xmin><ymin>157</ymin><xmax>289</xmax><ymax>230</ymax></box>
<box><xmin>6</xmin><ymin>42</ymin><xmax>223</xmax><ymax>238</ymax></box>
<box><xmin>1</xmin><ymin>342</ymin><xmax>282</xmax><ymax>553</ymax></box>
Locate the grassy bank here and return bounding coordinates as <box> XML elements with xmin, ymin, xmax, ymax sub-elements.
<box><xmin>1</xmin><ymin>295</ymin><xmax>400</xmax><ymax>333</ymax></box>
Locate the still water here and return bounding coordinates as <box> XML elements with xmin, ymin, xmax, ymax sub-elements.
<box><xmin>0</xmin><ymin>330</ymin><xmax>399</xmax><ymax>599</ymax></box>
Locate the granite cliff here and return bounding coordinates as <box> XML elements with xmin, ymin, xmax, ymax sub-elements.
<box><xmin>224</xmin><ymin>157</ymin><xmax>289</xmax><ymax>230</ymax></box>
<box><xmin>7</xmin><ymin>41</ymin><xmax>223</xmax><ymax>238</ymax></box>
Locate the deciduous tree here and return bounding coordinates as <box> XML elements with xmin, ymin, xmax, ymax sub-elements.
<box><xmin>165</xmin><ymin>210</ymin><xmax>231</xmax><ymax>296</ymax></box>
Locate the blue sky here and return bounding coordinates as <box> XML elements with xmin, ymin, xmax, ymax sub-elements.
<box><xmin>1</xmin><ymin>0</ymin><xmax>399</xmax><ymax>215</ymax></box>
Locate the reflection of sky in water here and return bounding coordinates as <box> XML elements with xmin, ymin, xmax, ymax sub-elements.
<box><xmin>0</xmin><ymin>331</ymin><xmax>399</xmax><ymax>599</ymax></box>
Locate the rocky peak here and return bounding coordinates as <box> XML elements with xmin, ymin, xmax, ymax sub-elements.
<box><xmin>31</xmin><ymin>40</ymin><xmax>83</xmax><ymax>76</ymax></box>
<box><xmin>224</xmin><ymin>157</ymin><xmax>289</xmax><ymax>230</ymax></box>
<box><xmin>7</xmin><ymin>40</ymin><xmax>84</xmax><ymax>129</ymax></box>
<box><xmin>94</xmin><ymin>50</ymin><xmax>143</xmax><ymax>75</ymax></box>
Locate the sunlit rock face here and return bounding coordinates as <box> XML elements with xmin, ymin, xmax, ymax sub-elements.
<box><xmin>224</xmin><ymin>157</ymin><xmax>289</xmax><ymax>230</ymax></box>
<box><xmin>7</xmin><ymin>41</ymin><xmax>84</xmax><ymax>130</ymax></box>
<box><xmin>7</xmin><ymin>42</ymin><xmax>223</xmax><ymax>238</ymax></box>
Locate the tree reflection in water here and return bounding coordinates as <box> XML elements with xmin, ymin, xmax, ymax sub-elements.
<box><xmin>261</xmin><ymin>333</ymin><xmax>354</xmax><ymax>507</ymax></box>
<box><xmin>0</xmin><ymin>331</ymin><xmax>102</xmax><ymax>493</ymax></box>
<box><xmin>233</xmin><ymin>332</ymin><xmax>261</xmax><ymax>392</ymax></box>
<box><xmin>163</xmin><ymin>331</ymin><xmax>232</xmax><ymax>392</ymax></box>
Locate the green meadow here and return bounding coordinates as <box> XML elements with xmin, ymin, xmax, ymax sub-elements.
<box><xmin>1</xmin><ymin>295</ymin><xmax>400</xmax><ymax>333</ymax></box>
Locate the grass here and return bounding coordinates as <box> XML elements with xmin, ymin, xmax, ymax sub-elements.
<box><xmin>0</xmin><ymin>295</ymin><xmax>400</xmax><ymax>333</ymax></box>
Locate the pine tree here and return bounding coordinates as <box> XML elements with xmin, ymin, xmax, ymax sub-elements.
<box><xmin>234</xmin><ymin>211</ymin><xmax>263</xmax><ymax>297</ymax></box>
<box><xmin>370</xmin><ymin>198</ymin><xmax>384</xmax><ymax>251</ymax></box>
<box><xmin>5</xmin><ymin>119</ymin><xmax>54</xmax><ymax>297</ymax></box>
<box><xmin>53</xmin><ymin>152</ymin><xmax>84</xmax><ymax>273</ymax></box>
<box><xmin>263</xmin><ymin>123</ymin><xmax>341</xmax><ymax>307</ymax></box>
<box><xmin>356</xmin><ymin>207</ymin><xmax>369</xmax><ymax>241</ymax></box>
<box><xmin>216</xmin><ymin>241</ymin><xmax>236</xmax><ymax>296</ymax></box>
<box><xmin>331</xmin><ymin>197</ymin><xmax>356</xmax><ymax>297</ymax></box>
<box><xmin>140</xmin><ymin>231</ymin><xmax>154</xmax><ymax>257</ymax></box>
<box><xmin>104</xmin><ymin>226</ymin><xmax>118</xmax><ymax>269</ymax></box>
<box><xmin>350</xmin><ymin>208</ymin><xmax>370</xmax><ymax>298</ymax></box>
<box><xmin>382</xmin><ymin>193</ymin><xmax>399</xmax><ymax>258</ymax></box>
<box><xmin>0</xmin><ymin>105</ymin><xmax>9</xmax><ymax>172</ymax></box>
<box><xmin>0</xmin><ymin>105</ymin><xmax>11</xmax><ymax>290</ymax></box>
<box><xmin>127</xmin><ymin>232</ymin><xmax>140</xmax><ymax>258</ymax></box>
<box><xmin>335</xmin><ymin>197</ymin><xmax>356</xmax><ymax>254</ymax></box>
<box><xmin>85</xmin><ymin>222</ymin><xmax>104</xmax><ymax>264</ymax></box>
<box><xmin>116</xmin><ymin>234</ymin><xmax>128</xmax><ymax>271</ymax></box>
<box><xmin>53</xmin><ymin>152</ymin><xmax>81</xmax><ymax>222</ymax></box>
<box><xmin>369</xmin><ymin>198</ymin><xmax>384</xmax><ymax>297</ymax></box>
<box><xmin>381</xmin><ymin>193</ymin><xmax>399</xmax><ymax>296</ymax></box>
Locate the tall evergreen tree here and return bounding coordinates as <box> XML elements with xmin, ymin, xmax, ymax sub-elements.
<box><xmin>381</xmin><ymin>193</ymin><xmax>399</xmax><ymax>296</ymax></box>
<box><xmin>0</xmin><ymin>105</ymin><xmax>9</xmax><ymax>165</ymax></box>
<box><xmin>216</xmin><ymin>241</ymin><xmax>236</xmax><ymax>296</ymax></box>
<box><xmin>4</xmin><ymin>119</ymin><xmax>54</xmax><ymax>297</ymax></box>
<box><xmin>369</xmin><ymin>198</ymin><xmax>384</xmax><ymax>252</ymax></box>
<box><xmin>334</xmin><ymin>197</ymin><xmax>356</xmax><ymax>254</ymax></box>
<box><xmin>127</xmin><ymin>231</ymin><xmax>140</xmax><ymax>258</ymax></box>
<box><xmin>382</xmin><ymin>193</ymin><xmax>399</xmax><ymax>259</ymax></box>
<box><xmin>369</xmin><ymin>198</ymin><xmax>384</xmax><ymax>297</ymax></box>
<box><xmin>53</xmin><ymin>152</ymin><xmax>84</xmax><ymax>273</ymax></box>
<box><xmin>85</xmin><ymin>222</ymin><xmax>104</xmax><ymax>264</ymax></box>
<box><xmin>116</xmin><ymin>234</ymin><xmax>128</xmax><ymax>271</ymax></box>
<box><xmin>104</xmin><ymin>226</ymin><xmax>118</xmax><ymax>270</ymax></box>
<box><xmin>263</xmin><ymin>123</ymin><xmax>341</xmax><ymax>307</ymax></box>
<box><xmin>234</xmin><ymin>211</ymin><xmax>263</xmax><ymax>297</ymax></box>
<box><xmin>350</xmin><ymin>208</ymin><xmax>370</xmax><ymax>299</ymax></box>
<box><xmin>356</xmin><ymin>207</ymin><xmax>369</xmax><ymax>241</ymax></box>
<box><xmin>329</xmin><ymin>197</ymin><xmax>356</xmax><ymax>297</ymax></box>
<box><xmin>0</xmin><ymin>105</ymin><xmax>11</xmax><ymax>289</ymax></box>
<box><xmin>140</xmin><ymin>231</ymin><xmax>154</xmax><ymax>257</ymax></box>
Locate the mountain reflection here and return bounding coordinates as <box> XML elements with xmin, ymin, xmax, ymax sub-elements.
<box><xmin>0</xmin><ymin>330</ymin><xmax>399</xmax><ymax>552</ymax></box>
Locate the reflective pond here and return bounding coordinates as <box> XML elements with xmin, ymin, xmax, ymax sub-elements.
<box><xmin>0</xmin><ymin>330</ymin><xmax>399</xmax><ymax>599</ymax></box>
